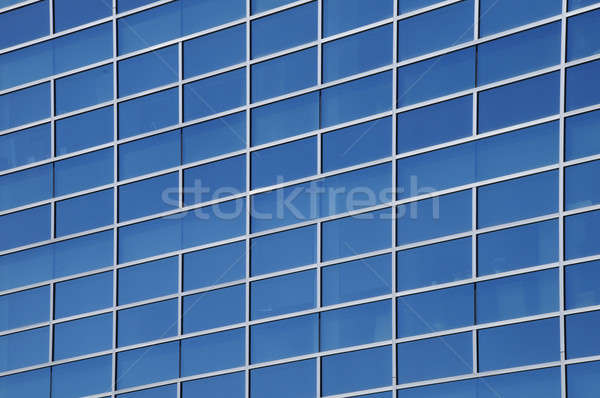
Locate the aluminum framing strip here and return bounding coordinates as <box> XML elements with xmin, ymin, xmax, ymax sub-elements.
<box><xmin>391</xmin><ymin>0</ymin><xmax>399</xmax><ymax>390</ymax></box>
<box><xmin>316</xmin><ymin>1</ymin><xmax>324</xmax><ymax>396</ymax></box>
<box><xmin>244</xmin><ymin>1</ymin><xmax>252</xmax><ymax>397</ymax></box>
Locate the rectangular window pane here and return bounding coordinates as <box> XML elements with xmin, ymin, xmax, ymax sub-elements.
<box><xmin>118</xmin><ymin>88</ymin><xmax>179</xmax><ymax>139</ymax></box>
<box><xmin>566</xmin><ymin>310</ymin><xmax>600</xmax><ymax>359</ymax></box>
<box><xmin>0</xmin><ymin>205</ymin><xmax>50</xmax><ymax>251</ymax></box>
<box><xmin>183</xmin><ymin>241</ymin><xmax>246</xmax><ymax>291</ymax></box>
<box><xmin>182</xmin><ymin>112</ymin><xmax>246</xmax><ymax>163</ymax></box>
<box><xmin>54</xmin><ymin>0</ymin><xmax>111</xmax><ymax>32</ymax></box>
<box><xmin>181</xmin><ymin>328</ymin><xmax>244</xmax><ymax>375</ymax></box>
<box><xmin>565</xmin><ymin>209</ymin><xmax>600</xmax><ymax>260</ymax></box>
<box><xmin>0</xmin><ymin>164</ymin><xmax>52</xmax><ymax>212</ymax></box>
<box><xmin>567</xmin><ymin>8</ymin><xmax>600</xmax><ymax>61</ymax></box>
<box><xmin>54</xmin><ymin>148</ymin><xmax>113</xmax><ymax>196</ymax></box>
<box><xmin>118</xmin><ymin>45</ymin><xmax>178</xmax><ymax>97</ymax></box>
<box><xmin>566</xmin><ymin>160</ymin><xmax>600</xmax><ymax>211</ymax></box>
<box><xmin>0</xmin><ymin>123</ymin><xmax>50</xmax><ymax>172</ymax></box>
<box><xmin>0</xmin><ymin>1</ymin><xmax>48</xmax><ymax>49</ymax></box>
<box><xmin>479</xmin><ymin>0</ymin><xmax>561</xmax><ymax>37</ymax></box>
<box><xmin>323</xmin><ymin>0</ymin><xmax>392</xmax><ymax>37</ymax></box>
<box><xmin>119</xmin><ymin>172</ymin><xmax>179</xmax><ymax>221</ymax></box>
<box><xmin>567</xmin><ymin>361</ymin><xmax>600</xmax><ymax>398</ymax></box>
<box><xmin>0</xmin><ymin>368</ymin><xmax>50</xmax><ymax>398</ymax></box>
<box><xmin>251</xmin><ymin>137</ymin><xmax>316</xmax><ymax>188</ymax></box>
<box><xmin>251</xmin><ymin>225</ymin><xmax>316</xmax><ymax>276</ymax></box>
<box><xmin>53</xmin><ymin>313</ymin><xmax>112</xmax><ymax>360</ymax></box>
<box><xmin>184</xmin><ymin>155</ymin><xmax>245</xmax><ymax>205</ymax></box>
<box><xmin>251</xmin><ymin>314</ymin><xmax>317</xmax><ymax>363</ymax></box>
<box><xmin>118</xmin><ymin>130</ymin><xmax>180</xmax><ymax>180</ymax></box>
<box><xmin>55</xmin><ymin>106</ymin><xmax>113</xmax><ymax>156</ymax></box>
<box><xmin>182</xmin><ymin>372</ymin><xmax>244</xmax><ymax>397</ymax></box>
<box><xmin>251</xmin><ymin>359</ymin><xmax>315</xmax><ymax>398</ymax></box>
<box><xmin>566</xmin><ymin>59</ymin><xmax>600</xmax><ymax>112</ymax></box>
<box><xmin>0</xmin><ymin>83</ymin><xmax>50</xmax><ymax>131</ymax></box>
<box><xmin>0</xmin><ymin>286</ymin><xmax>49</xmax><ymax>332</ymax></box>
<box><xmin>55</xmin><ymin>64</ymin><xmax>113</xmax><ymax>115</ymax></box>
<box><xmin>183</xmin><ymin>284</ymin><xmax>245</xmax><ymax>333</ymax></box>
<box><xmin>1</xmin><ymin>327</ymin><xmax>48</xmax><ymax>372</ymax></box>
<box><xmin>52</xmin><ymin>355</ymin><xmax>111</xmax><ymax>397</ymax></box>
<box><xmin>251</xmin><ymin>270</ymin><xmax>316</xmax><ymax>319</ymax></box>
<box><xmin>565</xmin><ymin>109</ymin><xmax>600</xmax><ymax>161</ymax></box>
<box><xmin>565</xmin><ymin>260</ymin><xmax>600</xmax><ymax>310</ymax></box>
<box><xmin>118</xmin><ymin>256</ymin><xmax>178</xmax><ymax>305</ymax></box>
<box><xmin>56</xmin><ymin>189</ymin><xmax>113</xmax><ymax>237</ymax></box>
<box><xmin>183</xmin><ymin>68</ymin><xmax>245</xmax><ymax>121</ymax></box>
<box><xmin>116</xmin><ymin>342</ymin><xmax>178</xmax><ymax>389</ymax></box>
<box><xmin>54</xmin><ymin>272</ymin><xmax>112</xmax><ymax>318</ymax></box>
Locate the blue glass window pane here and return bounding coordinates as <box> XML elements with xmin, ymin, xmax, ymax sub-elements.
<box><xmin>0</xmin><ymin>83</ymin><xmax>50</xmax><ymax>130</ymax></box>
<box><xmin>56</xmin><ymin>189</ymin><xmax>113</xmax><ymax>237</ymax></box>
<box><xmin>323</xmin><ymin>0</ymin><xmax>393</xmax><ymax>37</ymax></box>
<box><xmin>321</xmin><ymin>300</ymin><xmax>392</xmax><ymax>350</ymax></box>
<box><xmin>0</xmin><ymin>286</ymin><xmax>49</xmax><ymax>331</ymax></box>
<box><xmin>251</xmin><ymin>2</ymin><xmax>317</xmax><ymax>58</ymax></box>
<box><xmin>118</xmin><ymin>299</ymin><xmax>177</xmax><ymax>346</ymax></box>
<box><xmin>116</xmin><ymin>342</ymin><xmax>179</xmax><ymax>389</ymax></box>
<box><xmin>323</xmin><ymin>117</ymin><xmax>392</xmax><ymax>172</ymax></box>
<box><xmin>53</xmin><ymin>230</ymin><xmax>114</xmax><ymax>278</ymax></box>
<box><xmin>118</xmin><ymin>88</ymin><xmax>178</xmax><ymax>138</ymax></box>
<box><xmin>118</xmin><ymin>45</ymin><xmax>178</xmax><ymax>97</ymax></box>
<box><xmin>0</xmin><ymin>1</ymin><xmax>48</xmax><ymax>50</ymax></box>
<box><xmin>566</xmin><ymin>59</ymin><xmax>600</xmax><ymax>111</ymax></box>
<box><xmin>479</xmin><ymin>0</ymin><xmax>561</xmax><ymax>37</ymax></box>
<box><xmin>567</xmin><ymin>310</ymin><xmax>600</xmax><ymax>359</ymax></box>
<box><xmin>251</xmin><ymin>225</ymin><xmax>316</xmax><ymax>276</ymax></box>
<box><xmin>251</xmin><ymin>0</ymin><xmax>296</xmax><ymax>13</ymax></box>
<box><xmin>478</xmin><ymin>318</ymin><xmax>560</xmax><ymax>371</ymax></box>
<box><xmin>181</xmin><ymin>0</ymin><xmax>245</xmax><ymax>37</ymax></box>
<box><xmin>565</xmin><ymin>109</ymin><xmax>600</xmax><ymax>161</ymax></box>
<box><xmin>0</xmin><ymin>164</ymin><xmax>52</xmax><ymax>211</ymax></box>
<box><xmin>0</xmin><ymin>326</ymin><xmax>47</xmax><ymax>371</ymax></box>
<box><xmin>54</xmin><ymin>272</ymin><xmax>112</xmax><ymax>318</ymax></box>
<box><xmin>567</xmin><ymin>361</ymin><xmax>600</xmax><ymax>398</ymax></box>
<box><xmin>184</xmin><ymin>241</ymin><xmax>245</xmax><ymax>291</ymax></box>
<box><xmin>0</xmin><ymin>123</ymin><xmax>50</xmax><ymax>171</ymax></box>
<box><xmin>251</xmin><ymin>92</ymin><xmax>319</xmax><ymax>145</ymax></box>
<box><xmin>119</xmin><ymin>258</ymin><xmax>177</xmax><ymax>307</ymax></box>
<box><xmin>182</xmin><ymin>328</ymin><xmax>244</xmax><ymax>376</ymax></box>
<box><xmin>182</xmin><ymin>372</ymin><xmax>245</xmax><ymax>398</ymax></box>
<box><xmin>478</xmin><ymin>171</ymin><xmax>558</xmax><ymax>228</ymax></box>
<box><xmin>119</xmin><ymin>172</ymin><xmax>179</xmax><ymax>221</ymax></box>
<box><xmin>322</xmin><ymin>208</ymin><xmax>392</xmax><ymax>262</ymax></box>
<box><xmin>52</xmin><ymin>355</ymin><xmax>112</xmax><ymax>398</ymax></box>
<box><xmin>250</xmin><ymin>359</ymin><xmax>315</xmax><ymax>398</ymax></box>
<box><xmin>479</xmin><ymin>72</ymin><xmax>560</xmax><ymax>132</ymax></box>
<box><xmin>184</xmin><ymin>68</ymin><xmax>246</xmax><ymax>121</ymax></box>
<box><xmin>118</xmin><ymin>216</ymin><xmax>180</xmax><ymax>262</ymax></box>
<box><xmin>322</xmin><ymin>346</ymin><xmax>392</xmax><ymax>396</ymax></box>
<box><xmin>251</xmin><ymin>137</ymin><xmax>316</xmax><ymax>188</ymax></box>
<box><xmin>0</xmin><ymin>368</ymin><xmax>50</xmax><ymax>398</ymax></box>
<box><xmin>55</xmin><ymin>106</ymin><xmax>113</xmax><ymax>156</ymax></box>
<box><xmin>55</xmin><ymin>65</ymin><xmax>113</xmax><ymax>115</ymax></box>
<box><xmin>567</xmin><ymin>9</ymin><xmax>600</xmax><ymax>61</ymax></box>
<box><xmin>251</xmin><ymin>314</ymin><xmax>317</xmax><ymax>363</ymax></box>
<box><xmin>54</xmin><ymin>148</ymin><xmax>113</xmax><ymax>195</ymax></box>
<box><xmin>565</xmin><ymin>209</ymin><xmax>600</xmax><ymax>260</ymax></box>
<box><xmin>323</xmin><ymin>25</ymin><xmax>392</xmax><ymax>82</ymax></box>
<box><xmin>181</xmin><ymin>199</ymin><xmax>246</xmax><ymax>250</ymax></box>
<box><xmin>322</xmin><ymin>71</ymin><xmax>392</xmax><ymax>128</ymax></box>
<box><xmin>183</xmin><ymin>284</ymin><xmax>245</xmax><ymax>333</ymax></box>
<box><xmin>0</xmin><ymin>205</ymin><xmax>50</xmax><ymax>251</ymax></box>
<box><xmin>118</xmin><ymin>384</ymin><xmax>177</xmax><ymax>398</ymax></box>
<box><xmin>184</xmin><ymin>155</ymin><xmax>245</xmax><ymax>205</ymax></box>
<box><xmin>478</xmin><ymin>219</ymin><xmax>558</xmax><ymax>276</ymax></box>
<box><xmin>184</xmin><ymin>24</ymin><xmax>245</xmax><ymax>78</ymax></box>
<box><xmin>322</xmin><ymin>254</ymin><xmax>392</xmax><ymax>306</ymax></box>
<box><xmin>569</xmin><ymin>0</ymin><xmax>600</xmax><ymax>9</ymax></box>
<box><xmin>397</xmin><ymin>190</ymin><xmax>471</xmax><ymax>245</ymax></box>
<box><xmin>251</xmin><ymin>270</ymin><xmax>315</xmax><ymax>319</ymax></box>
<box><xmin>398</xmin><ymin>0</ymin><xmax>473</xmax><ymax>61</ymax></box>
<box><xmin>53</xmin><ymin>313</ymin><xmax>112</xmax><ymax>360</ymax></box>
<box><xmin>397</xmin><ymin>47</ymin><xmax>475</xmax><ymax>107</ymax></box>
<box><xmin>398</xmin><ymin>284</ymin><xmax>474</xmax><ymax>337</ymax></box>
<box><xmin>477</xmin><ymin>22</ymin><xmax>561</xmax><ymax>86</ymax></box>
<box><xmin>118</xmin><ymin>129</ymin><xmax>180</xmax><ymax>180</ymax></box>
<box><xmin>566</xmin><ymin>160</ymin><xmax>600</xmax><ymax>210</ymax></box>
<box><xmin>397</xmin><ymin>332</ymin><xmax>472</xmax><ymax>383</ymax></box>
<box><xmin>183</xmin><ymin>112</ymin><xmax>246</xmax><ymax>163</ymax></box>
<box><xmin>54</xmin><ymin>0</ymin><xmax>111</xmax><ymax>32</ymax></box>
<box><xmin>53</xmin><ymin>22</ymin><xmax>113</xmax><ymax>75</ymax></box>
<box><xmin>397</xmin><ymin>95</ymin><xmax>472</xmax><ymax>153</ymax></box>
<box><xmin>565</xmin><ymin>260</ymin><xmax>600</xmax><ymax>309</ymax></box>
<box><xmin>397</xmin><ymin>237</ymin><xmax>472</xmax><ymax>291</ymax></box>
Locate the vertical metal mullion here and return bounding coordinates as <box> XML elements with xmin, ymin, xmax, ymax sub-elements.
<box><xmin>391</xmin><ymin>0</ymin><xmax>399</xmax><ymax>390</ymax></box>
<box><xmin>472</xmin><ymin>0</ymin><xmax>479</xmax><ymax>137</ymax></box>
<box><xmin>316</xmin><ymin>2</ymin><xmax>324</xmax><ymax>397</ymax></box>
<box><xmin>111</xmin><ymin>1</ymin><xmax>118</xmax><ymax>396</ymax></box>
<box><xmin>49</xmin><ymin>0</ymin><xmax>54</xmax><ymax>34</ymax></box>
<box><xmin>50</xmin><ymin>78</ymin><xmax>56</xmax><ymax>241</ymax></box>
<box><xmin>245</xmin><ymin>2</ymin><xmax>252</xmax><ymax>398</ymax></box>
<box><xmin>48</xmin><ymin>282</ymin><xmax>54</xmax><ymax>365</ymax></box>
<box><xmin>472</xmin><ymin>1</ymin><xmax>480</xmax><ymax>377</ymax></box>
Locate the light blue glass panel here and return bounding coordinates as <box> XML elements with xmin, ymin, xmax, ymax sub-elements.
<box><xmin>118</xmin><ymin>129</ymin><xmax>180</xmax><ymax>180</ymax></box>
<box><xmin>565</xmin><ymin>260</ymin><xmax>600</xmax><ymax>309</ymax></box>
<box><xmin>251</xmin><ymin>137</ymin><xmax>316</xmax><ymax>188</ymax></box>
<box><xmin>567</xmin><ymin>9</ymin><xmax>600</xmax><ymax>61</ymax></box>
<box><xmin>53</xmin><ymin>230</ymin><xmax>114</xmax><ymax>278</ymax></box>
<box><xmin>119</xmin><ymin>172</ymin><xmax>179</xmax><ymax>221</ymax></box>
<box><xmin>182</xmin><ymin>372</ymin><xmax>245</xmax><ymax>398</ymax></box>
<box><xmin>184</xmin><ymin>68</ymin><xmax>246</xmax><ymax>121</ymax></box>
<box><xmin>0</xmin><ymin>1</ymin><xmax>48</xmax><ymax>50</ymax></box>
<box><xmin>567</xmin><ymin>310</ymin><xmax>600</xmax><ymax>359</ymax></box>
<box><xmin>0</xmin><ymin>163</ymin><xmax>52</xmax><ymax>211</ymax></box>
<box><xmin>569</xmin><ymin>0</ymin><xmax>600</xmax><ymax>9</ymax></box>
<box><xmin>181</xmin><ymin>0</ymin><xmax>246</xmax><ymax>37</ymax></box>
<box><xmin>184</xmin><ymin>24</ymin><xmax>245</xmax><ymax>78</ymax></box>
<box><xmin>0</xmin><ymin>327</ymin><xmax>48</xmax><ymax>372</ymax></box>
<box><xmin>251</xmin><ymin>270</ymin><xmax>316</xmax><ymax>319</ymax></box>
<box><xmin>250</xmin><ymin>359</ymin><xmax>315</xmax><ymax>398</ymax></box>
<box><xmin>183</xmin><ymin>155</ymin><xmax>245</xmax><ymax>205</ymax></box>
<box><xmin>479</xmin><ymin>0</ymin><xmax>561</xmax><ymax>37</ymax></box>
<box><xmin>118</xmin><ymin>88</ymin><xmax>178</xmax><ymax>138</ymax></box>
<box><xmin>116</xmin><ymin>342</ymin><xmax>179</xmax><ymax>389</ymax></box>
<box><xmin>118</xmin><ymin>384</ymin><xmax>177</xmax><ymax>398</ymax></box>
<box><xmin>251</xmin><ymin>314</ymin><xmax>317</xmax><ymax>363</ymax></box>
<box><xmin>183</xmin><ymin>284</ymin><xmax>245</xmax><ymax>333</ymax></box>
<box><xmin>0</xmin><ymin>286</ymin><xmax>49</xmax><ymax>332</ymax></box>
<box><xmin>118</xmin><ymin>299</ymin><xmax>177</xmax><ymax>347</ymax></box>
<box><xmin>55</xmin><ymin>106</ymin><xmax>113</xmax><ymax>156</ymax></box>
<box><xmin>0</xmin><ymin>123</ymin><xmax>50</xmax><ymax>171</ymax></box>
<box><xmin>55</xmin><ymin>64</ymin><xmax>113</xmax><ymax>115</ymax></box>
<box><xmin>184</xmin><ymin>241</ymin><xmax>246</xmax><ymax>291</ymax></box>
<box><xmin>323</xmin><ymin>0</ymin><xmax>393</xmax><ymax>37</ymax></box>
<box><xmin>565</xmin><ymin>209</ymin><xmax>600</xmax><ymax>260</ymax></box>
<box><xmin>183</xmin><ymin>112</ymin><xmax>246</xmax><ymax>163</ymax></box>
<box><xmin>251</xmin><ymin>0</ymin><xmax>296</xmax><ymax>13</ymax></box>
<box><xmin>181</xmin><ymin>328</ymin><xmax>245</xmax><ymax>375</ymax></box>
<box><xmin>567</xmin><ymin>361</ymin><xmax>600</xmax><ymax>398</ymax></box>
<box><xmin>118</xmin><ymin>45</ymin><xmax>178</xmax><ymax>97</ymax></box>
<box><xmin>0</xmin><ymin>368</ymin><xmax>50</xmax><ymax>398</ymax></box>
<box><xmin>54</xmin><ymin>148</ymin><xmax>113</xmax><ymax>196</ymax></box>
<box><xmin>52</xmin><ymin>355</ymin><xmax>112</xmax><ymax>398</ymax></box>
<box><xmin>56</xmin><ymin>189</ymin><xmax>113</xmax><ymax>237</ymax></box>
<box><xmin>251</xmin><ymin>225</ymin><xmax>316</xmax><ymax>276</ymax></box>
<box><xmin>566</xmin><ymin>59</ymin><xmax>600</xmax><ymax>111</ymax></box>
<box><xmin>54</xmin><ymin>0</ymin><xmax>111</xmax><ymax>32</ymax></box>
<box><xmin>398</xmin><ymin>0</ymin><xmax>449</xmax><ymax>13</ymax></box>
<box><xmin>53</xmin><ymin>313</ymin><xmax>112</xmax><ymax>360</ymax></box>
<box><xmin>565</xmin><ymin>109</ymin><xmax>600</xmax><ymax>161</ymax></box>
<box><xmin>118</xmin><ymin>216</ymin><xmax>180</xmax><ymax>263</ymax></box>
<box><xmin>181</xmin><ymin>199</ymin><xmax>246</xmax><ymax>250</ymax></box>
<box><xmin>119</xmin><ymin>257</ymin><xmax>178</xmax><ymax>305</ymax></box>
<box><xmin>0</xmin><ymin>83</ymin><xmax>50</xmax><ymax>130</ymax></box>
<box><xmin>566</xmin><ymin>160</ymin><xmax>600</xmax><ymax>210</ymax></box>
<box><xmin>54</xmin><ymin>272</ymin><xmax>112</xmax><ymax>319</ymax></box>
<box><xmin>0</xmin><ymin>205</ymin><xmax>50</xmax><ymax>251</ymax></box>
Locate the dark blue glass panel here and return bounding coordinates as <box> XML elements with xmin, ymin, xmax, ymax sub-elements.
<box><xmin>55</xmin><ymin>106</ymin><xmax>113</xmax><ymax>156</ymax></box>
<box><xmin>181</xmin><ymin>328</ymin><xmax>245</xmax><ymax>375</ymax></box>
<box><xmin>251</xmin><ymin>225</ymin><xmax>316</xmax><ymax>276</ymax></box>
<box><xmin>118</xmin><ymin>216</ymin><xmax>180</xmax><ymax>263</ymax></box>
<box><xmin>477</xmin><ymin>22</ymin><xmax>561</xmax><ymax>85</ymax></box>
<box><xmin>251</xmin><ymin>314</ymin><xmax>317</xmax><ymax>363</ymax></box>
<box><xmin>0</xmin><ymin>368</ymin><xmax>50</xmax><ymax>398</ymax></box>
<box><xmin>184</xmin><ymin>241</ymin><xmax>246</xmax><ymax>290</ymax></box>
<box><xmin>397</xmin><ymin>95</ymin><xmax>472</xmax><ymax>153</ymax></box>
<box><xmin>251</xmin><ymin>92</ymin><xmax>319</xmax><ymax>145</ymax></box>
<box><xmin>322</xmin><ymin>71</ymin><xmax>392</xmax><ymax>128</ymax></box>
<box><xmin>0</xmin><ymin>123</ymin><xmax>50</xmax><ymax>171</ymax></box>
<box><xmin>323</xmin><ymin>24</ymin><xmax>393</xmax><ymax>82</ymax></box>
<box><xmin>118</xmin><ymin>129</ymin><xmax>180</xmax><ymax>180</ymax></box>
<box><xmin>251</xmin><ymin>270</ymin><xmax>316</xmax><ymax>319</ymax></box>
<box><xmin>0</xmin><ymin>1</ymin><xmax>48</xmax><ymax>50</ymax></box>
<box><xmin>53</xmin><ymin>313</ymin><xmax>112</xmax><ymax>360</ymax></box>
<box><xmin>116</xmin><ymin>342</ymin><xmax>179</xmax><ymax>389</ymax></box>
<box><xmin>54</xmin><ymin>0</ymin><xmax>111</xmax><ymax>32</ymax></box>
<box><xmin>184</xmin><ymin>155</ymin><xmax>245</xmax><ymax>205</ymax></box>
<box><xmin>250</xmin><ymin>359</ymin><xmax>315</xmax><ymax>398</ymax></box>
<box><xmin>322</xmin><ymin>208</ymin><xmax>392</xmax><ymax>261</ymax></box>
<box><xmin>565</xmin><ymin>210</ymin><xmax>600</xmax><ymax>260</ymax></box>
<box><xmin>119</xmin><ymin>384</ymin><xmax>177</xmax><ymax>398</ymax></box>
<box><xmin>397</xmin><ymin>47</ymin><xmax>475</xmax><ymax>107</ymax></box>
<box><xmin>181</xmin><ymin>199</ymin><xmax>246</xmax><ymax>249</ymax></box>
<box><xmin>479</xmin><ymin>0</ymin><xmax>561</xmax><ymax>37</ymax></box>
<box><xmin>0</xmin><ymin>205</ymin><xmax>50</xmax><ymax>251</ymax></box>
<box><xmin>181</xmin><ymin>0</ymin><xmax>246</xmax><ymax>37</ymax></box>
<box><xmin>397</xmin><ymin>237</ymin><xmax>472</xmax><ymax>291</ymax></box>
<box><xmin>119</xmin><ymin>256</ymin><xmax>178</xmax><ymax>305</ymax></box>
<box><xmin>183</xmin><ymin>112</ymin><xmax>246</xmax><ymax>163</ymax></box>
<box><xmin>565</xmin><ymin>260</ymin><xmax>600</xmax><ymax>309</ymax></box>
<box><xmin>479</xmin><ymin>72</ymin><xmax>560</xmax><ymax>132</ymax></box>
<box><xmin>397</xmin><ymin>332</ymin><xmax>472</xmax><ymax>383</ymax></box>
<box><xmin>52</xmin><ymin>355</ymin><xmax>112</xmax><ymax>398</ymax></box>
<box><xmin>322</xmin><ymin>346</ymin><xmax>391</xmax><ymax>396</ymax></box>
<box><xmin>323</xmin><ymin>0</ymin><xmax>393</xmax><ymax>37</ymax></box>
<box><xmin>565</xmin><ymin>109</ymin><xmax>600</xmax><ymax>161</ymax></box>
<box><xmin>566</xmin><ymin>59</ymin><xmax>600</xmax><ymax>111</ymax></box>
<box><xmin>397</xmin><ymin>284</ymin><xmax>474</xmax><ymax>337</ymax></box>
<box><xmin>118</xmin><ymin>88</ymin><xmax>178</xmax><ymax>138</ymax></box>
<box><xmin>323</xmin><ymin>116</ymin><xmax>392</xmax><ymax>172</ymax></box>
<box><xmin>55</xmin><ymin>65</ymin><xmax>113</xmax><ymax>115</ymax></box>
<box><xmin>251</xmin><ymin>2</ymin><xmax>317</xmax><ymax>58</ymax></box>
<box><xmin>118</xmin><ymin>45</ymin><xmax>178</xmax><ymax>97</ymax></box>
<box><xmin>478</xmin><ymin>171</ymin><xmax>558</xmax><ymax>228</ymax></box>
<box><xmin>0</xmin><ymin>327</ymin><xmax>48</xmax><ymax>372</ymax></box>
<box><xmin>53</xmin><ymin>230</ymin><xmax>114</xmax><ymax>277</ymax></box>
<box><xmin>54</xmin><ymin>148</ymin><xmax>113</xmax><ymax>195</ymax></box>
<box><xmin>183</xmin><ymin>284</ymin><xmax>245</xmax><ymax>333</ymax></box>
<box><xmin>119</xmin><ymin>172</ymin><xmax>179</xmax><ymax>221</ymax></box>
<box><xmin>569</xmin><ymin>0</ymin><xmax>600</xmax><ymax>9</ymax></box>
<box><xmin>54</xmin><ymin>272</ymin><xmax>112</xmax><ymax>318</ymax></box>
<box><xmin>397</xmin><ymin>190</ymin><xmax>471</xmax><ymax>245</ymax></box>
<box><xmin>56</xmin><ymin>189</ymin><xmax>113</xmax><ymax>237</ymax></box>
<box><xmin>184</xmin><ymin>24</ymin><xmax>245</xmax><ymax>78</ymax></box>
<box><xmin>398</xmin><ymin>0</ymin><xmax>448</xmax><ymax>13</ymax></box>
<box><xmin>567</xmin><ymin>8</ymin><xmax>600</xmax><ymax>61</ymax></box>
<box><xmin>567</xmin><ymin>361</ymin><xmax>600</xmax><ymax>398</ymax></box>
<box><xmin>321</xmin><ymin>300</ymin><xmax>392</xmax><ymax>350</ymax></box>
<box><xmin>251</xmin><ymin>137</ymin><xmax>316</xmax><ymax>188</ymax></box>
<box><xmin>398</xmin><ymin>0</ymin><xmax>473</xmax><ymax>61</ymax></box>
<box><xmin>567</xmin><ymin>310</ymin><xmax>600</xmax><ymax>359</ymax></box>
<box><xmin>566</xmin><ymin>160</ymin><xmax>600</xmax><ymax>210</ymax></box>
<box><xmin>0</xmin><ymin>83</ymin><xmax>50</xmax><ymax>130</ymax></box>
<box><xmin>182</xmin><ymin>372</ymin><xmax>245</xmax><ymax>398</ymax></box>
<box><xmin>184</xmin><ymin>68</ymin><xmax>246</xmax><ymax>121</ymax></box>
<box><xmin>322</xmin><ymin>254</ymin><xmax>392</xmax><ymax>306</ymax></box>
<box><xmin>252</xmin><ymin>0</ymin><xmax>296</xmax><ymax>14</ymax></box>
<box><xmin>0</xmin><ymin>164</ymin><xmax>52</xmax><ymax>211</ymax></box>
<box><xmin>118</xmin><ymin>299</ymin><xmax>177</xmax><ymax>346</ymax></box>
<box><xmin>0</xmin><ymin>286</ymin><xmax>48</xmax><ymax>331</ymax></box>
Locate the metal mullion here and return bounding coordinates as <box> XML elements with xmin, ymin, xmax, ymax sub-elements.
<box><xmin>245</xmin><ymin>2</ymin><xmax>252</xmax><ymax>398</ymax></box>
<box><xmin>391</xmin><ymin>0</ymin><xmax>399</xmax><ymax>390</ymax></box>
